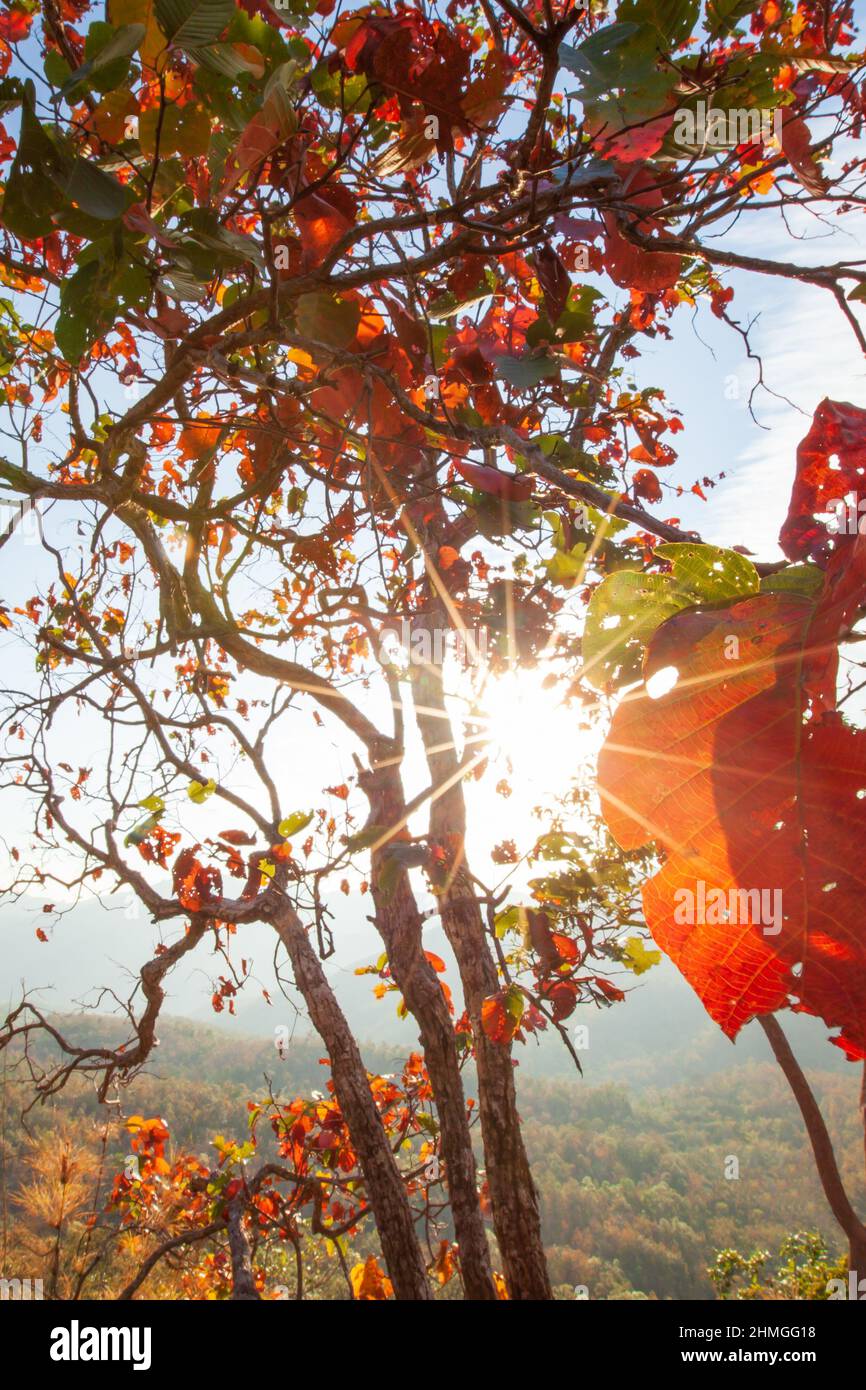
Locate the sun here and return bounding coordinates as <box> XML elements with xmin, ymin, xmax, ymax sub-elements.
<box><xmin>479</xmin><ymin>669</ymin><xmax>589</xmax><ymax>791</ymax></box>
<box><xmin>454</xmin><ymin>666</ymin><xmax>604</xmax><ymax>873</ymax></box>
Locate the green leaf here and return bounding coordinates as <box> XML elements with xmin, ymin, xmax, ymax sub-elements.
<box><xmin>705</xmin><ymin>0</ymin><xmax>757</xmax><ymax>37</ymax></box>
<box><xmin>156</xmin><ymin>0</ymin><xmax>235</xmax><ymax>47</ymax></box>
<box><xmin>559</xmin><ymin>20</ymin><xmax>677</xmax><ymax>125</ymax></box>
<box><xmin>179</xmin><ymin>215</ymin><xmax>264</xmax><ymax>272</ymax></box>
<box><xmin>427</xmin><ymin>289</ymin><xmax>492</xmax><ymax>323</ymax></box>
<box><xmin>2</xmin><ymin>86</ymin><xmax>70</xmax><ymax>239</ymax></box>
<box><xmin>185</xmin><ymin>41</ymin><xmax>265</xmax><ymax>76</ymax></box>
<box><xmin>583</xmin><ymin>543</ymin><xmax>759</xmax><ymax>691</ymax></box>
<box><xmin>504</xmin><ymin>984</ymin><xmax>525</xmax><ymax>1025</ymax></box>
<box><xmin>618</xmin><ymin>0</ymin><xmax>700</xmax><ymax>46</ymax></box>
<box><xmin>62</xmin><ymin>23</ymin><xmax>145</xmax><ymax>96</ymax></box>
<box><xmin>295</xmin><ymin>292</ymin><xmax>361</xmax><ymax>349</ymax></box>
<box><xmin>494</xmin><ymin>355</ymin><xmax>560</xmax><ymax>388</ymax></box>
<box><xmin>377</xmin><ymin>853</ymin><xmax>402</xmax><ymax>903</ymax></box>
<box><xmin>278</xmin><ymin>810</ymin><xmax>313</xmax><ymax>838</ymax></box>
<box><xmin>653</xmin><ymin>542</ymin><xmax>759</xmax><ymax>605</ymax></box>
<box><xmin>760</xmin><ymin>564</ymin><xmax>824</xmax><ymax>597</ymax></box>
<box><xmin>55</xmin><ymin>236</ymin><xmax>147</xmax><ymax>362</ymax></box>
<box><xmin>545</xmin><ymin>542</ymin><xmax>587</xmax><ymax>587</ymax></box>
<box><xmin>125</xmin><ymin>810</ymin><xmax>162</xmax><ymax>846</ymax></box>
<box><xmin>56</xmin><ymin>262</ymin><xmax>105</xmax><ymax>361</ymax></box>
<box><xmin>550</xmin><ymin>157</ymin><xmax>617</xmax><ymax>190</ymax></box>
<box><xmin>493</xmin><ymin>904</ymin><xmax>525</xmax><ymax>939</ymax></box>
<box><xmin>156</xmin><ymin>267</ymin><xmax>210</xmax><ymax>302</ymax></box>
<box><xmin>187</xmin><ymin>777</ymin><xmax>216</xmax><ymax>803</ymax></box>
<box><xmin>527</xmin><ymin>286</ymin><xmax>602</xmax><ymax>349</ymax></box>
<box><xmin>310</xmin><ymin>61</ymin><xmax>370</xmax><ymax>114</ymax></box>
<box><xmin>66</xmin><ymin>158</ymin><xmax>129</xmax><ymax>220</ymax></box>
<box><xmin>345</xmin><ymin>824</ymin><xmax>388</xmax><ymax>851</ymax></box>
<box><xmin>558</xmin><ymin>23</ymin><xmax>639</xmax><ymax>83</ymax></box>
<box><xmin>583</xmin><ymin>570</ymin><xmax>685</xmax><ymax>690</ymax></box>
<box><xmin>0</xmin><ymin>77</ymin><xmax>25</xmax><ymax>115</ymax></box>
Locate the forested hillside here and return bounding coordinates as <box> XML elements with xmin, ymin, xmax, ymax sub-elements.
<box><xmin>1</xmin><ymin>1015</ymin><xmax>859</xmax><ymax>1299</ymax></box>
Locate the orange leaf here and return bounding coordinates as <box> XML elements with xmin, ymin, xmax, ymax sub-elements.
<box><xmin>599</xmin><ymin>517</ymin><xmax>866</xmax><ymax>1059</ymax></box>
<box><xmin>349</xmin><ymin>1255</ymin><xmax>394</xmax><ymax>1300</ymax></box>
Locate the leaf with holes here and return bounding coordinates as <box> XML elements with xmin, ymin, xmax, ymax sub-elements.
<box><xmin>583</xmin><ymin>543</ymin><xmax>759</xmax><ymax>691</ymax></box>
<box><xmin>598</xmin><ymin>537</ymin><xmax>866</xmax><ymax>1060</ymax></box>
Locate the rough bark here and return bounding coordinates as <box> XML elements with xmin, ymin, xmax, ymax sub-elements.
<box><xmin>270</xmin><ymin>902</ymin><xmax>432</xmax><ymax>1300</ymax></box>
<box><xmin>760</xmin><ymin>1015</ymin><xmax>866</xmax><ymax>1272</ymax></box>
<box><xmin>227</xmin><ymin>1198</ymin><xmax>261</xmax><ymax>1300</ymax></box>
<box><xmin>358</xmin><ymin>757</ymin><xmax>498</xmax><ymax>1300</ymax></box>
<box><xmin>410</xmin><ymin>649</ymin><xmax>553</xmax><ymax>1300</ymax></box>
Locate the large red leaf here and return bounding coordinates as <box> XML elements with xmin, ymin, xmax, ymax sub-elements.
<box><xmin>598</xmin><ymin>546</ymin><xmax>866</xmax><ymax>1060</ymax></box>
<box><xmin>601</xmin><ymin>212</ymin><xmax>682</xmax><ymax>293</ymax></box>
<box><xmin>780</xmin><ymin>398</ymin><xmax>866</xmax><ymax>562</ymax></box>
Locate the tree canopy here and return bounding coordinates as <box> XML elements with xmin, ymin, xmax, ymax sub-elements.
<box><xmin>1</xmin><ymin>0</ymin><xmax>866</xmax><ymax>1300</ymax></box>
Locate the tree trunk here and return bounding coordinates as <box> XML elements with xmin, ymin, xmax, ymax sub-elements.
<box><xmin>227</xmin><ymin>1198</ymin><xmax>261</xmax><ymax>1300</ymax></box>
<box><xmin>760</xmin><ymin>1015</ymin><xmax>866</xmax><ymax>1273</ymax></box>
<box><xmin>270</xmin><ymin>903</ymin><xmax>431</xmax><ymax>1300</ymax></box>
<box><xmin>411</xmin><ymin>652</ymin><xmax>553</xmax><ymax>1300</ymax></box>
<box><xmin>359</xmin><ymin>758</ymin><xmax>498</xmax><ymax>1300</ymax></box>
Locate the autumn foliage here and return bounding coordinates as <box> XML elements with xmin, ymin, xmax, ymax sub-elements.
<box><xmin>1</xmin><ymin>0</ymin><xmax>866</xmax><ymax>1299</ymax></box>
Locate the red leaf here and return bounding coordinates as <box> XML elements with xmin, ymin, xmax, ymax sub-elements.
<box><xmin>543</xmin><ymin>980</ymin><xmax>578</xmax><ymax>1020</ymax></box>
<box><xmin>173</xmin><ymin>848</ymin><xmax>222</xmax><ymax>911</ymax></box>
<box><xmin>602</xmin><ymin>213</ymin><xmax>682</xmax><ymax>293</ymax></box>
<box><xmin>534</xmin><ymin>243</ymin><xmax>571</xmax><ymax>324</ymax></box>
<box><xmin>594</xmin><ymin>112</ymin><xmax>674</xmax><ymax>163</ymax></box>
<box><xmin>452</xmin><ymin>458</ymin><xmax>533</xmax><ymax>502</ymax></box>
<box><xmin>781</xmin><ymin>108</ymin><xmax>828</xmax><ymax>198</ymax></box>
<box><xmin>598</xmin><ymin>550</ymin><xmax>866</xmax><ymax>1060</ymax></box>
<box><xmin>295</xmin><ymin>187</ymin><xmax>356</xmax><ymax>269</ymax></box>
<box><xmin>481</xmin><ymin>987</ymin><xmax>524</xmax><ymax>1044</ymax></box>
<box><xmin>550</xmin><ymin>932</ymin><xmax>578</xmax><ymax>963</ymax></box>
<box><xmin>633</xmin><ymin>467</ymin><xmax>662</xmax><ymax>503</ymax></box>
<box><xmin>779</xmin><ymin>398</ymin><xmax>866</xmax><ymax>562</ymax></box>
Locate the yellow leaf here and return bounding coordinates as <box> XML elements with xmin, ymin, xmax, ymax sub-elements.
<box><xmin>278</xmin><ymin>810</ymin><xmax>313</xmax><ymax>838</ymax></box>
<box><xmin>187</xmin><ymin>778</ymin><xmax>216</xmax><ymax>804</ymax></box>
<box><xmin>108</xmin><ymin>0</ymin><xmax>166</xmax><ymax>72</ymax></box>
<box><xmin>622</xmin><ymin>935</ymin><xmax>661</xmax><ymax>976</ymax></box>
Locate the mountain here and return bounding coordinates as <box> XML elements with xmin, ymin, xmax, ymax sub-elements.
<box><xmin>2</xmin><ymin>895</ymin><xmax>854</xmax><ymax>1090</ymax></box>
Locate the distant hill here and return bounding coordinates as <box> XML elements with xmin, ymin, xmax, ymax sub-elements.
<box><xmin>1</xmin><ymin>894</ymin><xmax>855</xmax><ymax>1090</ymax></box>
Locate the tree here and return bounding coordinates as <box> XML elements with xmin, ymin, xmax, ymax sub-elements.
<box><xmin>1</xmin><ymin>0</ymin><xmax>865</xmax><ymax>1299</ymax></box>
